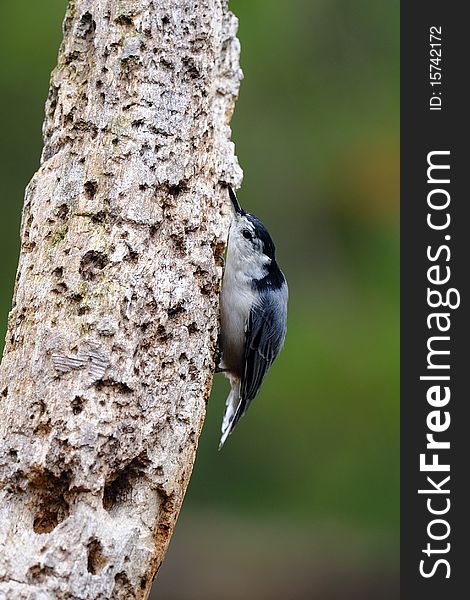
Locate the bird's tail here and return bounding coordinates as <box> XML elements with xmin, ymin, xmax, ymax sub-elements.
<box><xmin>219</xmin><ymin>379</ymin><xmax>241</xmax><ymax>449</ymax></box>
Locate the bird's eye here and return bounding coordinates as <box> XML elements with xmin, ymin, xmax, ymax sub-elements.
<box><xmin>242</xmin><ymin>229</ymin><xmax>253</xmax><ymax>240</ymax></box>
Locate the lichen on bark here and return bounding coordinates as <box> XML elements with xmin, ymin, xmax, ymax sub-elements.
<box><xmin>0</xmin><ymin>0</ymin><xmax>242</xmax><ymax>598</ymax></box>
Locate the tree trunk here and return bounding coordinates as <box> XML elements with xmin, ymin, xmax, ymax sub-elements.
<box><xmin>0</xmin><ymin>0</ymin><xmax>242</xmax><ymax>597</ymax></box>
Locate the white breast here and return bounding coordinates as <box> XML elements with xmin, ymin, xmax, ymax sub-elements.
<box><xmin>219</xmin><ymin>233</ymin><xmax>260</xmax><ymax>376</ymax></box>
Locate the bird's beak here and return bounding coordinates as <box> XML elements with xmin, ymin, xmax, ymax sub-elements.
<box><xmin>228</xmin><ymin>185</ymin><xmax>245</xmax><ymax>215</ymax></box>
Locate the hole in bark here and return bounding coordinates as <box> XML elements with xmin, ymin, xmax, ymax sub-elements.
<box><xmin>52</xmin><ymin>282</ymin><xmax>68</xmax><ymax>294</ymax></box>
<box><xmin>47</xmin><ymin>86</ymin><xmax>59</xmax><ymax>116</ymax></box>
<box><xmin>156</xmin><ymin>325</ymin><xmax>171</xmax><ymax>342</ymax></box>
<box><xmin>79</xmin><ymin>251</ymin><xmax>108</xmax><ymax>281</ymax></box>
<box><xmin>95</xmin><ymin>379</ymin><xmax>133</xmax><ymax>394</ymax></box>
<box><xmin>91</xmin><ymin>211</ymin><xmax>107</xmax><ymax>224</ymax></box>
<box><xmin>2</xmin><ymin>386</ymin><xmax>8</xmax><ymax>397</ymax></box>
<box><xmin>31</xmin><ymin>471</ymin><xmax>70</xmax><ymax>534</ymax></box>
<box><xmin>84</xmin><ymin>180</ymin><xmax>98</xmax><ymax>198</ymax></box>
<box><xmin>160</xmin><ymin>57</ymin><xmax>173</xmax><ymax>68</ymax></box>
<box><xmin>195</xmin><ymin>266</ymin><xmax>215</xmax><ymax>295</ymax></box>
<box><xmin>161</xmin><ymin>15</ymin><xmax>170</xmax><ymax>25</ymax></box>
<box><xmin>71</xmin><ymin>396</ymin><xmax>85</xmax><ymax>415</ymax></box>
<box><xmin>103</xmin><ymin>454</ymin><xmax>149</xmax><ymax>512</ymax></box>
<box><xmin>28</xmin><ymin>564</ymin><xmax>54</xmax><ymax>583</ymax></box>
<box><xmin>87</xmin><ymin>538</ymin><xmax>108</xmax><ymax>574</ymax></box>
<box><xmin>149</xmin><ymin>225</ymin><xmax>159</xmax><ymax>239</ymax></box>
<box><xmin>52</xmin><ymin>267</ymin><xmax>63</xmax><ymax>279</ymax></box>
<box><xmin>167</xmin><ymin>182</ymin><xmax>187</xmax><ymax>197</ymax></box>
<box><xmin>22</xmin><ymin>240</ymin><xmax>36</xmax><ymax>253</ymax></box>
<box><xmin>182</xmin><ymin>56</ymin><xmax>200</xmax><ymax>79</ymax></box>
<box><xmin>189</xmin><ymin>365</ymin><xmax>198</xmax><ymax>380</ymax></box>
<box><xmin>69</xmin><ymin>292</ymin><xmax>83</xmax><ymax>302</ymax></box>
<box><xmin>113</xmin><ymin>571</ymin><xmax>135</xmax><ymax>599</ymax></box>
<box><xmin>170</xmin><ymin>233</ymin><xmax>186</xmax><ymax>255</ymax></box>
<box><xmin>187</xmin><ymin>322</ymin><xmax>198</xmax><ymax>334</ymax></box>
<box><xmin>167</xmin><ymin>302</ymin><xmax>185</xmax><ymax>317</ymax></box>
<box><xmin>55</xmin><ymin>204</ymin><xmax>69</xmax><ymax>221</ymax></box>
<box><xmin>139</xmin><ymin>143</ymin><xmax>151</xmax><ymax>158</ymax></box>
<box><xmin>64</xmin><ymin>107</ymin><xmax>76</xmax><ymax>124</ymax></box>
<box><xmin>35</xmin><ymin>422</ymin><xmax>53</xmax><ymax>436</ymax></box>
<box><xmin>30</xmin><ymin>400</ymin><xmax>46</xmax><ymax>421</ymax></box>
<box><xmin>115</xmin><ymin>14</ymin><xmax>134</xmax><ymax>26</ymax></box>
<box><xmin>65</xmin><ymin>50</ymin><xmax>81</xmax><ymax>65</ymax></box>
<box><xmin>103</xmin><ymin>470</ymin><xmax>130</xmax><ymax>512</ymax></box>
<box><xmin>78</xmin><ymin>12</ymin><xmax>96</xmax><ymax>39</ymax></box>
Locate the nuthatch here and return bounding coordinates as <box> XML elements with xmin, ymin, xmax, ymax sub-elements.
<box><xmin>218</xmin><ymin>186</ymin><xmax>288</xmax><ymax>448</ymax></box>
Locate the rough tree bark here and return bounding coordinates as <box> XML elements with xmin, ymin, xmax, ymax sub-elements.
<box><xmin>0</xmin><ymin>0</ymin><xmax>242</xmax><ymax>598</ymax></box>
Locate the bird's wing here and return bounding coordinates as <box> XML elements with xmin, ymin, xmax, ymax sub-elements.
<box><xmin>235</xmin><ymin>288</ymin><xmax>287</xmax><ymax>424</ymax></box>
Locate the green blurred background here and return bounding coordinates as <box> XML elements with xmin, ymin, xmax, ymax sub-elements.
<box><xmin>0</xmin><ymin>1</ymin><xmax>399</xmax><ymax>598</ymax></box>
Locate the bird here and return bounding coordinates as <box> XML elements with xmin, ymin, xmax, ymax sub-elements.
<box><xmin>217</xmin><ymin>185</ymin><xmax>288</xmax><ymax>448</ymax></box>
